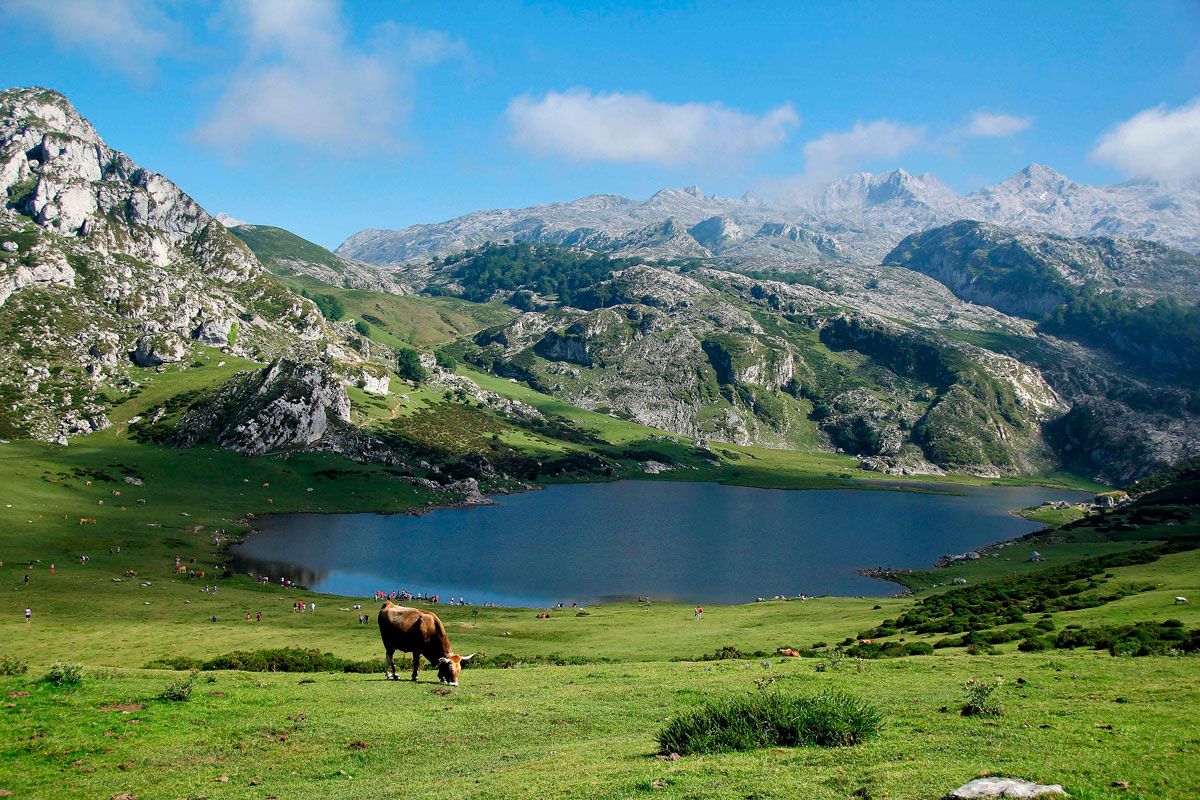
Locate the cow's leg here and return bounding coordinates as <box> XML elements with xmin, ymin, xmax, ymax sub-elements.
<box><xmin>411</xmin><ymin>652</ymin><xmax>420</xmax><ymax>682</ymax></box>
<box><xmin>385</xmin><ymin>648</ymin><xmax>395</xmax><ymax>680</ymax></box>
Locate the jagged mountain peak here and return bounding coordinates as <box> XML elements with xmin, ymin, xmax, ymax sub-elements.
<box><xmin>0</xmin><ymin>86</ymin><xmax>103</xmax><ymax>145</ymax></box>
<box><xmin>648</xmin><ymin>185</ymin><xmax>707</xmax><ymax>201</ymax></box>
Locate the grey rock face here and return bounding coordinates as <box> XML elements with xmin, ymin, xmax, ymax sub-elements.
<box><xmin>174</xmin><ymin>360</ymin><xmax>352</xmax><ymax>456</ymax></box>
<box><xmin>131</xmin><ymin>335</ymin><xmax>188</xmax><ymax>367</ymax></box>
<box><xmin>0</xmin><ymin>87</ymin><xmax>373</xmax><ymax>443</ymax></box>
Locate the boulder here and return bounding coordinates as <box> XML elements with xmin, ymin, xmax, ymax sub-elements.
<box><xmin>193</xmin><ymin>318</ymin><xmax>234</xmax><ymax>346</ymax></box>
<box><xmin>946</xmin><ymin>777</ymin><xmax>1066</xmax><ymax>798</ymax></box>
<box><xmin>131</xmin><ymin>335</ymin><xmax>187</xmax><ymax>366</ymax></box>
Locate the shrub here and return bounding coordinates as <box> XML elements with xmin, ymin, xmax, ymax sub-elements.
<box><xmin>160</xmin><ymin>673</ymin><xmax>196</xmax><ymax>701</ymax></box>
<box><xmin>396</xmin><ymin>349</ymin><xmax>428</xmax><ymax>383</ymax></box>
<box><xmin>354</xmin><ymin>320</ymin><xmax>370</xmax><ymax>337</ymax></box>
<box><xmin>961</xmin><ymin>677</ymin><xmax>1003</xmax><ymax>716</ymax></box>
<box><xmin>434</xmin><ymin>349</ymin><xmax>457</xmax><ymax>370</ymax></box>
<box><xmin>815</xmin><ymin>649</ymin><xmax>845</xmax><ymax>672</ymax></box>
<box><xmin>44</xmin><ymin>662</ymin><xmax>84</xmax><ymax>687</ymax></box>
<box><xmin>0</xmin><ymin>655</ymin><xmax>28</xmax><ymax>676</ymax></box>
<box><xmin>1018</xmin><ymin>637</ymin><xmax>1049</xmax><ymax>652</ymax></box>
<box><xmin>656</xmin><ymin>691</ymin><xmax>883</xmax><ymax>755</ymax></box>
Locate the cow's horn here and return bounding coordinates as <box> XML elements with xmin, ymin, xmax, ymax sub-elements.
<box><xmin>460</xmin><ymin>652</ymin><xmax>478</xmax><ymax>661</ymax></box>
<box><xmin>438</xmin><ymin>656</ymin><xmax>450</xmax><ymax>664</ymax></box>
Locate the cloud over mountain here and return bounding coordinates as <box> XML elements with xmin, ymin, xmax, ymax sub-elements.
<box><xmin>506</xmin><ymin>89</ymin><xmax>798</xmax><ymax>165</ymax></box>
<box><xmin>962</xmin><ymin>111</ymin><xmax>1033</xmax><ymax>137</ymax></box>
<box><xmin>1091</xmin><ymin>95</ymin><xmax>1200</xmax><ymax>183</ymax></box>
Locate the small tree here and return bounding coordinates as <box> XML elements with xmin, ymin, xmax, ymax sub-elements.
<box><xmin>354</xmin><ymin>320</ymin><xmax>370</xmax><ymax>337</ymax></box>
<box><xmin>396</xmin><ymin>349</ymin><xmax>427</xmax><ymax>383</ymax></box>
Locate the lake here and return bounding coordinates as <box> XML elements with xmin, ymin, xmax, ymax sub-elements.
<box><xmin>229</xmin><ymin>480</ymin><xmax>1093</xmax><ymax>606</ymax></box>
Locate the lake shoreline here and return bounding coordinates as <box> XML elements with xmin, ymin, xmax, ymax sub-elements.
<box><xmin>228</xmin><ymin>480</ymin><xmax>1093</xmax><ymax>607</ymax></box>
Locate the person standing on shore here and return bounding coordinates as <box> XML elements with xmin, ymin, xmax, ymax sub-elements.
<box><xmin>694</xmin><ymin>606</ymin><xmax>702</xmax><ymax>621</ymax></box>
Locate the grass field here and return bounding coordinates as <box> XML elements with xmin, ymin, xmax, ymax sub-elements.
<box><xmin>0</xmin><ymin>352</ymin><xmax>1196</xmax><ymax>798</ymax></box>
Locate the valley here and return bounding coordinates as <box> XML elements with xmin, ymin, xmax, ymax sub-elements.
<box><xmin>1</xmin><ymin>83</ymin><xmax>1199</xmax><ymax>800</ymax></box>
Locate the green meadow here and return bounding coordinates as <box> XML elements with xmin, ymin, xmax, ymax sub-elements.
<box><xmin>0</xmin><ymin>355</ymin><xmax>1197</xmax><ymax>799</ymax></box>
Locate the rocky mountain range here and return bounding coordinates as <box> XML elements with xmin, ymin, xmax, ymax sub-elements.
<box><xmin>337</xmin><ymin>165</ymin><xmax>1200</xmax><ymax>268</ymax></box>
<box><xmin>3</xmin><ymin>86</ymin><xmax>1197</xmax><ymax>485</ymax></box>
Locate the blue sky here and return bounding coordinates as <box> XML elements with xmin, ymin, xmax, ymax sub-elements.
<box><xmin>2</xmin><ymin>0</ymin><xmax>1199</xmax><ymax>249</ymax></box>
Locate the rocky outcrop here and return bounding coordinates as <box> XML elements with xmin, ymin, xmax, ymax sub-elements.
<box><xmin>131</xmin><ymin>334</ymin><xmax>188</xmax><ymax>367</ymax></box>
<box><xmin>174</xmin><ymin>360</ymin><xmax>352</xmax><ymax>456</ymax></box>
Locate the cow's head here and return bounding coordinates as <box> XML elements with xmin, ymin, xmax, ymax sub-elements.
<box><xmin>437</xmin><ymin>652</ymin><xmax>477</xmax><ymax>686</ymax></box>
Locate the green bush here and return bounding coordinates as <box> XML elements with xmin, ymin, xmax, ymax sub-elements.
<box><xmin>1018</xmin><ymin>637</ymin><xmax>1050</xmax><ymax>652</ymax></box>
<box><xmin>396</xmin><ymin>349</ymin><xmax>428</xmax><ymax>383</ymax></box>
<box><xmin>354</xmin><ymin>320</ymin><xmax>370</xmax><ymax>337</ymax></box>
<box><xmin>657</xmin><ymin>691</ymin><xmax>883</xmax><ymax>755</ymax></box>
<box><xmin>44</xmin><ymin>662</ymin><xmax>84</xmax><ymax>687</ymax></box>
<box><xmin>160</xmin><ymin>672</ymin><xmax>196</xmax><ymax>701</ymax></box>
<box><xmin>0</xmin><ymin>655</ymin><xmax>29</xmax><ymax>676</ymax></box>
<box><xmin>308</xmin><ymin>292</ymin><xmax>345</xmax><ymax>321</ymax></box>
<box><xmin>961</xmin><ymin>677</ymin><xmax>1003</xmax><ymax>716</ymax></box>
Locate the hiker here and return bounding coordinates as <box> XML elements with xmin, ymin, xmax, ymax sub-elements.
<box><xmin>694</xmin><ymin>606</ymin><xmax>702</xmax><ymax>621</ymax></box>
<box><xmin>25</xmin><ymin>607</ymin><xmax>31</xmax><ymax>623</ymax></box>
<box><xmin>49</xmin><ymin>564</ymin><xmax>54</xmax><ymax>573</ymax></box>
<box><xmin>246</xmin><ymin>613</ymin><xmax>251</xmax><ymax>622</ymax></box>
<box><xmin>210</xmin><ymin>615</ymin><xmax>217</xmax><ymax>623</ymax></box>
<box><xmin>257</xmin><ymin>611</ymin><xmax>262</xmax><ymax>622</ymax></box>
<box><xmin>23</xmin><ymin>574</ymin><xmax>29</xmax><ymax>585</ymax></box>
<box><xmin>310</xmin><ymin>602</ymin><xmax>316</xmax><ymax>614</ymax></box>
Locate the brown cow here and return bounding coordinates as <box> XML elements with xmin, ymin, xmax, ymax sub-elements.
<box><xmin>378</xmin><ymin>602</ymin><xmax>477</xmax><ymax>685</ymax></box>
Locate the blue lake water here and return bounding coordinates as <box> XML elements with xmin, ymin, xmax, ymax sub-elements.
<box><xmin>228</xmin><ymin>480</ymin><xmax>1092</xmax><ymax>606</ymax></box>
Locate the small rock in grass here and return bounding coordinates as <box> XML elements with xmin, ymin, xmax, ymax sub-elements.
<box><xmin>946</xmin><ymin>777</ymin><xmax>1066</xmax><ymax>798</ymax></box>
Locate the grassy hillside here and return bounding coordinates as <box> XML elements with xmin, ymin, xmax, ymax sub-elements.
<box><xmin>230</xmin><ymin>224</ymin><xmax>352</xmax><ymax>274</ymax></box>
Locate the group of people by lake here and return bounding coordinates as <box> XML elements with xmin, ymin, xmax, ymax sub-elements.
<box><xmin>374</xmin><ymin>589</ymin><xmax>493</xmax><ymax>606</ymax></box>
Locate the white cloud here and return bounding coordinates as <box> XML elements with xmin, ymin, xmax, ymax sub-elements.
<box><xmin>801</xmin><ymin>119</ymin><xmax>927</xmax><ymax>181</ymax></box>
<box><xmin>962</xmin><ymin>111</ymin><xmax>1033</xmax><ymax>138</ymax></box>
<box><xmin>195</xmin><ymin>0</ymin><xmax>465</xmax><ymax>155</ymax></box>
<box><xmin>507</xmin><ymin>89</ymin><xmax>799</xmax><ymax>165</ymax></box>
<box><xmin>0</xmin><ymin>0</ymin><xmax>178</xmax><ymax>78</ymax></box>
<box><xmin>1091</xmin><ymin>96</ymin><xmax>1200</xmax><ymax>183</ymax></box>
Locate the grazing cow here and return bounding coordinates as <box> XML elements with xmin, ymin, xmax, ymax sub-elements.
<box><xmin>378</xmin><ymin>601</ymin><xmax>477</xmax><ymax>685</ymax></box>
<box><xmin>776</xmin><ymin>648</ymin><xmax>803</xmax><ymax>658</ymax></box>
<box><xmin>1176</xmin><ymin>596</ymin><xmax>1190</xmax><ymax>605</ymax></box>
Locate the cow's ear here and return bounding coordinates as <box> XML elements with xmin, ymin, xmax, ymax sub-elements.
<box><xmin>438</xmin><ymin>657</ymin><xmax>450</xmax><ymax>664</ymax></box>
<box><xmin>460</xmin><ymin>653</ymin><xmax>478</xmax><ymax>662</ymax></box>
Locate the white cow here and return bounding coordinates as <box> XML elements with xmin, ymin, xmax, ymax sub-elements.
<box><xmin>1175</xmin><ymin>596</ymin><xmax>1189</xmax><ymax>605</ymax></box>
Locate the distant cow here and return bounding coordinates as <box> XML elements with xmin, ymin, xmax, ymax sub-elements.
<box><xmin>1176</xmin><ymin>596</ymin><xmax>1190</xmax><ymax>605</ymax></box>
<box><xmin>776</xmin><ymin>648</ymin><xmax>803</xmax><ymax>658</ymax></box>
<box><xmin>378</xmin><ymin>602</ymin><xmax>477</xmax><ymax>685</ymax></box>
